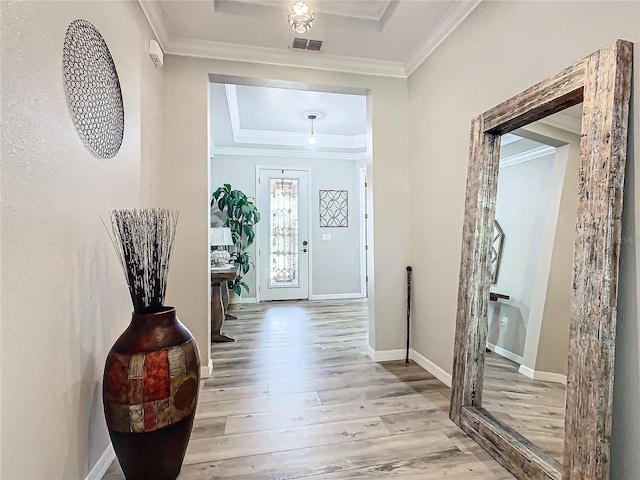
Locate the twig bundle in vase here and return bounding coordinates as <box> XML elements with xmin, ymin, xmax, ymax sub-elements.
<box><xmin>107</xmin><ymin>208</ymin><xmax>178</xmax><ymax>313</ymax></box>
<box><xmin>102</xmin><ymin>208</ymin><xmax>200</xmax><ymax>480</ymax></box>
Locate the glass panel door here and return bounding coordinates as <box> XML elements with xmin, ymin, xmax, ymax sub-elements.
<box><xmin>258</xmin><ymin>168</ymin><xmax>309</xmax><ymax>301</ymax></box>
<box><xmin>269</xmin><ymin>178</ymin><xmax>299</xmax><ymax>287</ymax></box>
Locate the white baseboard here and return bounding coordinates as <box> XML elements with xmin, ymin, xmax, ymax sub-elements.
<box><xmin>86</xmin><ymin>444</ymin><xmax>115</xmax><ymax>480</ymax></box>
<box><xmin>487</xmin><ymin>342</ymin><xmax>524</xmax><ymax>365</ymax></box>
<box><xmin>309</xmin><ymin>293</ymin><xmax>365</xmax><ymax>300</ymax></box>
<box><xmin>410</xmin><ymin>349</ymin><xmax>452</xmax><ymax>388</ymax></box>
<box><xmin>201</xmin><ymin>359</ymin><xmax>213</xmax><ymax>378</ymax></box>
<box><xmin>240</xmin><ymin>297</ymin><xmax>257</xmax><ymax>304</ymax></box>
<box><xmin>518</xmin><ymin>364</ymin><xmax>567</xmax><ymax>385</ymax></box>
<box><xmin>368</xmin><ymin>348</ymin><xmax>406</xmax><ymax>362</ymax></box>
<box><xmin>366</xmin><ymin>347</ymin><xmax>452</xmax><ymax>388</ymax></box>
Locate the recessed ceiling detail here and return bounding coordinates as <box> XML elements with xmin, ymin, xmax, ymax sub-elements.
<box><xmin>209</xmin><ymin>83</ymin><xmax>367</xmax><ymax>160</ymax></box>
<box><xmin>139</xmin><ymin>0</ymin><xmax>482</xmax><ymax>77</ymax></box>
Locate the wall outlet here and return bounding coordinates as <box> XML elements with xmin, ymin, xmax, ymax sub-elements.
<box><xmin>499</xmin><ymin>316</ymin><xmax>509</xmax><ymax>327</ymax></box>
<box><xmin>322</xmin><ymin>234</ymin><xmax>332</xmax><ymax>241</ymax></box>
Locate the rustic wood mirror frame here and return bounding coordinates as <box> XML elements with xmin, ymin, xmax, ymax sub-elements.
<box><xmin>449</xmin><ymin>40</ymin><xmax>633</xmax><ymax>480</ymax></box>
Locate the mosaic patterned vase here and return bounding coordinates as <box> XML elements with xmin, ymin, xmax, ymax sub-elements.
<box><xmin>103</xmin><ymin>307</ymin><xmax>200</xmax><ymax>480</ymax></box>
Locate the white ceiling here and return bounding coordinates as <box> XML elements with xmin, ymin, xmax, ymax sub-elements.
<box><xmin>141</xmin><ymin>0</ymin><xmax>483</xmax><ymax>156</ymax></box>
<box><xmin>209</xmin><ymin>82</ymin><xmax>368</xmax><ymax>159</ymax></box>
<box><xmin>139</xmin><ymin>0</ymin><xmax>482</xmax><ymax>77</ymax></box>
<box><xmin>154</xmin><ymin>1</ymin><xmax>577</xmax><ymax>160</ymax></box>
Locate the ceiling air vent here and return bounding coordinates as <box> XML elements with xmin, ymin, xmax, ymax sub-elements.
<box><xmin>307</xmin><ymin>40</ymin><xmax>323</xmax><ymax>51</ymax></box>
<box><xmin>292</xmin><ymin>37</ymin><xmax>308</xmax><ymax>49</ymax></box>
<box><xmin>290</xmin><ymin>38</ymin><xmax>323</xmax><ymax>52</ymax></box>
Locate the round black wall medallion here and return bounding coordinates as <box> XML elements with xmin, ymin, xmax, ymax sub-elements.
<box><xmin>63</xmin><ymin>19</ymin><xmax>124</xmax><ymax>159</ymax></box>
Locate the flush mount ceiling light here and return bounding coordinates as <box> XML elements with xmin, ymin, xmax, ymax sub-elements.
<box><xmin>306</xmin><ymin>112</ymin><xmax>319</xmax><ymax>145</ymax></box>
<box><xmin>287</xmin><ymin>2</ymin><xmax>315</xmax><ymax>34</ymax></box>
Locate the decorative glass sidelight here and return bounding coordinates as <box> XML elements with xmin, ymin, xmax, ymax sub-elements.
<box><xmin>269</xmin><ymin>178</ymin><xmax>299</xmax><ymax>287</ymax></box>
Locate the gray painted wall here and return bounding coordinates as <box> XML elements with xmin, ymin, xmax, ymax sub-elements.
<box><xmin>406</xmin><ymin>1</ymin><xmax>639</xmax><ymax>476</ymax></box>
<box><xmin>211</xmin><ymin>154</ymin><xmax>365</xmax><ymax>298</ymax></box>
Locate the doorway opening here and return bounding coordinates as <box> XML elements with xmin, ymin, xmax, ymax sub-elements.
<box><xmin>208</xmin><ymin>75</ymin><xmax>371</xmax><ymax>307</ymax></box>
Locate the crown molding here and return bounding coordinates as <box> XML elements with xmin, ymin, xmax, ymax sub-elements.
<box><xmin>499</xmin><ymin>145</ymin><xmax>555</xmax><ymax>169</ymax></box>
<box><xmin>404</xmin><ymin>0</ymin><xmax>482</xmax><ymax>76</ymax></box>
<box><xmin>138</xmin><ymin>1</ymin><xmax>170</xmax><ymax>47</ymax></box>
<box><xmin>212</xmin><ymin>146</ymin><xmax>368</xmax><ymax>161</ymax></box>
<box><xmin>223</xmin><ymin>84</ymin><xmax>367</xmax><ymax>148</ymax></box>
<box><xmin>165</xmin><ymin>37</ymin><xmax>406</xmax><ymax>77</ymax></box>
<box><xmin>138</xmin><ymin>0</ymin><xmax>403</xmax><ymax>77</ymax></box>
<box><xmin>139</xmin><ymin>0</ymin><xmax>479</xmax><ymax>77</ymax></box>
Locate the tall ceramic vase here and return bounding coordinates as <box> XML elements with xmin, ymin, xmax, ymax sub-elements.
<box><xmin>103</xmin><ymin>307</ymin><xmax>200</xmax><ymax>480</ymax></box>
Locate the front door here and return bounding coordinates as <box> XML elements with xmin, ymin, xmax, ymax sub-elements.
<box><xmin>257</xmin><ymin>168</ymin><xmax>310</xmax><ymax>301</ymax></box>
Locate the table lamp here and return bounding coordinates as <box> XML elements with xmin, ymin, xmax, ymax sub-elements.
<box><xmin>210</xmin><ymin>227</ymin><xmax>234</xmax><ymax>267</ymax></box>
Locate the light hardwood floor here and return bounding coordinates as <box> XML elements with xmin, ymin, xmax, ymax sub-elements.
<box><xmin>104</xmin><ymin>299</ymin><xmax>513</xmax><ymax>479</ymax></box>
<box><xmin>483</xmin><ymin>352</ymin><xmax>566</xmax><ymax>464</ymax></box>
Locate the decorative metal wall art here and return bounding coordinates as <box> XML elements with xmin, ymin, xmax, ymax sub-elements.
<box><xmin>319</xmin><ymin>190</ymin><xmax>348</xmax><ymax>227</ymax></box>
<box><xmin>63</xmin><ymin>19</ymin><xmax>124</xmax><ymax>159</ymax></box>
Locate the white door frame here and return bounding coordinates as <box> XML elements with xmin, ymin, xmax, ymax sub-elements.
<box><xmin>359</xmin><ymin>165</ymin><xmax>368</xmax><ymax>297</ymax></box>
<box><xmin>255</xmin><ymin>165</ymin><xmax>312</xmax><ymax>302</ymax></box>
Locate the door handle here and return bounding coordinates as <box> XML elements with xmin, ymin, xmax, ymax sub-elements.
<box><xmin>302</xmin><ymin>240</ymin><xmax>308</xmax><ymax>246</ymax></box>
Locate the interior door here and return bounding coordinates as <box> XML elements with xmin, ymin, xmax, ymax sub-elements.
<box><xmin>257</xmin><ymin>168</ymin><xmax>310</xmax><ymax>301</ymax></box>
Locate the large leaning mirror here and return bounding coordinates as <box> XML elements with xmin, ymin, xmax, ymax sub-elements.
<box><xmin>449</xmin><ymin>40</ymin><xmax>633</xmax><ymax>480</ymax></box>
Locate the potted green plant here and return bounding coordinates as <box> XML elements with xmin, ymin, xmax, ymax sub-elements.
<box><xmin>211</xmin><ymin>184</ymin><xmax>260</xmax><ymax>303</ymax></box>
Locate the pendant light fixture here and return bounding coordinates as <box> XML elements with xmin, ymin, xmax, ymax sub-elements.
<box><xmin>287</xmin><ymin>2</ymin><xmax>315</xmax><ymax>33</ymax></box>
<box><xmin>306</xmin><ymin>113</ymin><xmax>318</xmax><ymax>145</ymax></box>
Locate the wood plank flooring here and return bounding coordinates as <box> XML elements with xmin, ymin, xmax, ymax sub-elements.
<box><xmin>104</xmin><ymin>299</ymin><xmax>513</xmax><ymax>479</ymax></box>
<box><xmin>482</xmin><ymin>352</ymin><xmax>566</xmax><ymax>463</ymax></box>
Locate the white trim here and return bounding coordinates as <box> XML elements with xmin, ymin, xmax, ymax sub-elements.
<box><xmin>137</xmin><ymin>1</ymin><xmax>170</xmax><ymax>48</ymax></box>
<box><xmin>309</xmin><ymin>293</ymin><xmax>365</xmax><ymax>300</ymax></box>
<box><xmin>200</xmin><ymin>359</ymin><xmax>213</xmax><ymax>379</ymax></box>
<box><xmin>499</xmin><ymin>145</ymin><xmax>556</xmax><ymax>169</ymax></box>
<box><xmin>213</xmin><ymin>146</ymin><xmax>368</xmax><ymax>161</ymax></box>
<box><xmin>139</xmin><ymin>0</ymin><xmax>478</xmax><ymax>78</ymax></box>
<box><xmin>85</xmin><ymin>444</ymin><xmax>115</xmax><ymax>480</ymax></box>
<box><xmin>165</xmin><ymin>37</ymin><xmax>406</xmax><ymax>78</ymax></box>
<box><xmin>366</xmin><ymin>348</ymin><xmax>453</xmax><ymax>388</ymax></box>
<box><xmin>487</xmin><ymin>342</ymin><xmax>524</xmax><ymax>365</ymax></box>
<box><xmin>404</xmin><ymin>0</ymin><xmax>482</xmax><ymax>75</ymax></box>
<box><xmin>518</xmin><ymin>365</ymin><xmax>567</xmax><ymax>385</ymax></box>
<box><xmin>518</xmin><ymin>365</ymin><xmax>536</xmax><ymax>379</ymax></box>
<box><xmin>409</xmin><ymin>349</ymin><xmax>453</xmax><ymax>388</ymax></box>
<box><xmin>232</xmin><ymin>130</ymin><xmax>367</xmax><ymax>149</ymax></box>
<box><xmin>370</xmin><ymin>348</ymin><xmax>406</xmax><ymax>362</ymax></box>
<box><xmin>240</xmin><ymin>297</ymin><xmax>257</xmax><ymax>304</ymax></box>
<box><xmin>358</xmin><ymin>166</ymin><xmax>368</xmax><ymax>298</ymax></box>
<box><xmin>225</xmin><ymin>84</ymin><xmax>242</xmax><ymax>142</ymax></box>
<box><xmin>255</xmin><ymin>166</ymin><xmax>312</xmax><ymax>302</ymax></box>
<box><xmin>224</xmin><ymin>85</ymin><xmax>367</xmax><ymax>149</ymax></box>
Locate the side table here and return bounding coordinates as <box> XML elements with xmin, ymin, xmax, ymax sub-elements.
<box><xmin>211</xmin><ymin>264</ymin><xmax>239</xmax><ymax>342</ymax></box>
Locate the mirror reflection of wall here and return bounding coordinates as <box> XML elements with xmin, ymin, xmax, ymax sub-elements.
<box><xmin>483</xmin><ymin>103</ymin><xmax>582</xmax><ymax>465</ymax></box>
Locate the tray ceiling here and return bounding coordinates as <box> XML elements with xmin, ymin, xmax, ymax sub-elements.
<box><xmin>139</xmin><ymin>0</ymin><xmax>482</xmax><ymax>76</ymax></box>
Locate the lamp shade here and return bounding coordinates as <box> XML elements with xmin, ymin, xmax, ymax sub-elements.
<box><xmin>210</xmin><ymin>227</ymin><xmax>234</xmax><ymax>247</ymax></box>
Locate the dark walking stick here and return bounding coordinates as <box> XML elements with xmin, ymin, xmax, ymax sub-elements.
<box><xmin>406</xmin><ymin>266</ymin><xmax>412</xmax><ymax>364</ymax></box>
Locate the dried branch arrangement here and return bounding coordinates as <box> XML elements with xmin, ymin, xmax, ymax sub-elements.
<box><xmin>107</xmin><ymin>208</ymin><xmax>179</xmax><ymax>313</ymax></box>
